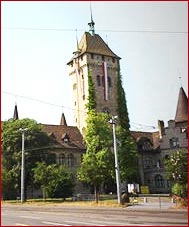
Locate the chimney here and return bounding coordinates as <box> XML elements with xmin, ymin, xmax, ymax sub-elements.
<box><xmin>158</xmin><ymin>120</ymin><xmax>165</xmax><ymax>139</ymax></box>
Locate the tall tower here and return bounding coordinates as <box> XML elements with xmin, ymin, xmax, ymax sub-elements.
<box><xmin>67</xmin><ymin>18</ymin><xmax>121</xmax><ymax>135</ymax></box>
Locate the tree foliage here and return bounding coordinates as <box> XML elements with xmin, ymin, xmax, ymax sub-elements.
<box><xmin>117</xmin><ymin>63</ymin><xmax>130</xmax><ymax>130</ymax></box>
<box><xmin>77</xmin><ymin>111</ymin><xmax>114</xmax><ymax>202</ymax></box>
<box><xmin>2</xmin><ymin>118</ymin><xmax>51</xmax><ymax>200</ymax></box>
<box><xmin>164</xmin><ymin>149</ymin><xmax>188</xmax><ymax>198</ymax></box>
<box><xmin>86</xmin><ymin>67</ymin><xmax>96</xmax><ymax>111</ymax></box>
<box><xmin>116</xmin><ymin>126</ymin><xmax>138</xmax><ymax>183</ymax></box>
<box><xmin>79</xmin><ymin>62</ymin><xmax>139</xmax><ymax>201</ymax></box>
<box><xmin>33</xmin><ymin>162</ymin><xmax>74</xmax><ymax>200</ymax></box>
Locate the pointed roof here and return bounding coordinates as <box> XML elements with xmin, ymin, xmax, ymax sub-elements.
<box><xmin>60</xmin><ymin>113</ymin><xmax>67</xmax><ymax>126</ymax></box>
<box><xmin>13</xmin><ymin>104</ymin><xmax>19</xmax><ymax>120</ymax></box>
<box><xmin>67</xmin><ymin>32</ymin><xmax>120</xmax><ymax>64</ymax></box>
<box><xmin>80</xmin><ymin>32</ymin><xmax>120</xmax><ymax>58</ymax></box>
<box><xmin>175</xmin><ymin>87</ymin><xmax>188</xmax><ymax>123</ymax></box>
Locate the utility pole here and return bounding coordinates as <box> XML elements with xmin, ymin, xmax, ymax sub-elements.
<box><xmin>109</xmin><ymin>116</ymin><xmax>121</xmax><ymax>204</ymax></box>
<box><xmin>19</xmin><ymin>128</ymin><xmax>28</xmax><ymax>203</ymax></box>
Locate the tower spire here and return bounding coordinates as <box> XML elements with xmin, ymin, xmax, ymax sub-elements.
<box><xmin>76</xmin><ymin>29</ymin><xmax>79</xmax><ymax>51</ymax></box>
<box><xmin>175</xmin><ymin>87</ymin><xmax>188</xmax><ymax>123</ymax></box>
<box><xmin>88</xmin><ymin>2</ymin><xmax>95</xmax><ymax>36</ymax></box>
<box><xmin>60</xmin><ymin>112</ymin><xmax>67</xmax><ymax>126</ymax></box>
<box><xmin>13</xmin><ymin>103</ymin><xmax>19</xmax><ymax>120</ymax></box>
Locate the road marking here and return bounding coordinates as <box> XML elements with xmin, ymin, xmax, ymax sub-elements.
<box><xmin>64</xmin><ymin>220</ymin><xmax>105</xmax><ymax>226</ymax></box>
<box><xmin>20</xmin><ymin>215</ymin><xmax>41</xmax><ymax>220</ymax></box>
<box><xmin>16</xmin><ymin>223</ymin><xmax>30</xmax><ymax>226</ymax></box>
<box><xmin>42</xmin><ymin>221</ymin><xmax>71</xmax><ymax>226</ymax></box>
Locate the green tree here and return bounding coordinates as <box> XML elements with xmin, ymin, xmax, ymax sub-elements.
<box><xmin>2</xmin><ymin>118</ymin><xmax>51</xmax><ymax>200</ymax></box>
<box><xmin>116</xmin><ymin>126</ymin><xmax>138</xmax><ymax>183</ymax></box>
<box><xmin>50</xmin><ymin>165</ymin><xmax>75</xmax><ymax>199</ymax></box>
<box><xmin>164</xmin><ymin>149</ymin><xmax>188</xmax><ymax>199</ymax></box>
<box><xmin>86</xmin><ymin>67</ymin><xmax>96</xmax><ymax>111</ymax></box>
<box><xmin>33</xmin><ymin>162</ymin><xmax>74</xmax><ymax>200</ymax></box>
<box><xmin>79</xmin><ymin>62</ymin><xmax>139</xmax><ymax>200</ymax></box>
<box><xmin>33</xmin><ymin>162</ymin><xmax>56</xmax><ymax>200</ymax></box>
<box><xmin>77</xmin><ymin>110</ymin><xmax>114</xmax><ymax>203</ymax></box>
<box><xmin>116</xmin><ymin>64</ymin><xmax>139</xmax><ymax>184</ymax></box>
<box><xmin>117</xmin><ymin>63</ymin><xmax>130</xmax><ymax>130</ymax></box>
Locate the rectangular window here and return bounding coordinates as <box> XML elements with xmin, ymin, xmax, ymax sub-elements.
<box><xmin>91</xmin><ymin>53</ymin><xmax>94</xmax><ymax>59</ymax></box>
<box><xmin>169</xmin><ymin>137</ymin><xmax>179</xmax><ymax>148</ymax></box>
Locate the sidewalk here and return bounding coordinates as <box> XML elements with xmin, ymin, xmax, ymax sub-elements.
<box><xmin>125</xmin><ymin>201</ymin><xmax>187</xmax><ymax>212</ymax></box>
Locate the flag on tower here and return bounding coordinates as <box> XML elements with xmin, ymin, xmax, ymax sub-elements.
<box><xmin>102</xmin><ymin>61</ymin><xmax>108</xmax><ymax>100</ymax></box>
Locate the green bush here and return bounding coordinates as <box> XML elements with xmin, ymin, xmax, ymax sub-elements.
<box><xmin>172</xmin><ymin>183</ymin><xmax>188</xmax><ymax>198</ymax></box>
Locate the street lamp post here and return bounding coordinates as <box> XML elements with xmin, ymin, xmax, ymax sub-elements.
<box><xmin>109</xmin><ymin>116</ymin><xmax>121</xmax><ymax>204</ymax></box>
<box><xmin>19</xmin><ymin>128</ymin><xmax>28</xmax><ymax>203</ymax></box>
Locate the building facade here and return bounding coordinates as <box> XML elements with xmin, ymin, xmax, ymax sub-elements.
<box><xmin>67</xmin><ymin>18</ymin><xmax>121</xmax><ymax>135</ymax></box>
<box><xmin>135</xmin><ymin>87</ymin><xmax>188</xmax><ymax>194</ymax></box>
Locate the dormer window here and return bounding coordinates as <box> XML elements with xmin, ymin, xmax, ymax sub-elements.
<box><xmin>61</xmin><ymin>133</ymin><xmax>70</xmax><ymax>143</ymax></box>
<box><xmin>48</xmin><ymin>132</ymin><xmax>56</xmax><ymax>142</ymax></box>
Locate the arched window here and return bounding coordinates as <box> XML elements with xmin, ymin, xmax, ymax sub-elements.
<box><xmin>59</xmin><ymin>153</ymin><xmax>66</xmax><ymax>165</ymax></box>
<box><xmin>96</xmin><ymin>75</ymin><xmax>101</xmax><ymax>86</ymax></box>
<box><xmin>67</xmin><ymin>153</ymin><xmax>75</xmax><ymax>167</ymax></box>
<box><xmin>154</xmin><ymin>174</ymin><xmax>164</xmax><ymax>188</ymax></box>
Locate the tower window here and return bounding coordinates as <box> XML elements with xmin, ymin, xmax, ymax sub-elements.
<box><xmin>108</xmin><ymin>76</ymin><xmax>112</xmax><ymax>87</ymax></box>
<box><xmin>102</xmin><ymin>55</ymin><xmax>105</xmax><ymax>61</ymax></box>
<box><xmin>97</xmin><ymin>75</ymin><xmax>101</xmax><ymax>86</ymax></box>
<box><xmin>112</xmin><ymin>57</ymin><xmax>115</xmax><ymax>63</ymax></box>
<box><xmin>73</xmin><ymin>83</ymin><xmax>77</xmax><ymax>90</ymax></box>
<box><xmin>91</xmin><ymin>53</ymin><xmax>94</xmax><ymax>59</ymax></box>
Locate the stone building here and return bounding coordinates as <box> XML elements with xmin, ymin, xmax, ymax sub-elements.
<box><xmin>8</xmin><ymin>15</ymin><xmax>188</xmax><ymax>196</ymax></box>
<box><xmin>10</xmin><ymin>106</ymin><xmax>87</xmax><ymax>197</ymax></box>
<box><xmin>67</xmin><ymin>17</ymin><xmax>121</xmax><ymax>135</ymax></box>
<box><xmin>135</xmin><ymin>87</ymin><xmax>188</xmax><ymax>194</ymax></box>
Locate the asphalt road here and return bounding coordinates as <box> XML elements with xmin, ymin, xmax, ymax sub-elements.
<box><xmin>2</xmin><ymin>203</ymin><xmax>188</xmax><ymax>226</ymax></box>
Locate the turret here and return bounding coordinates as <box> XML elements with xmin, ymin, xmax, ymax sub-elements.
<box><xmin>175</xmin><ymin>87</ymin><xmax>188</xmax><ymax>123</ymax></box>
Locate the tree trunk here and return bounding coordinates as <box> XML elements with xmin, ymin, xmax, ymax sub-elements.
<box><xmin>94</xmin><ymin>185</ymin><xmax>99</xmax><ymax>203</ymax></box>
<box><xmin>42</xmin><ymin>187</ymin><xmax>46</xmax><ymax>201</ymax></box>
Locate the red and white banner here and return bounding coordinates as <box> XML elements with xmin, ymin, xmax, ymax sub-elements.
<box><xmin>102</xmin><ymin>61</ymin><xmax>108</xmax><ymax>100</ymax></box>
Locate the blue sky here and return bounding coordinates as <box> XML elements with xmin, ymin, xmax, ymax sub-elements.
<box><xmin>2</xmin><ymin>1</ymin><xmax>188</xmax><ymax>131</ymax></box>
